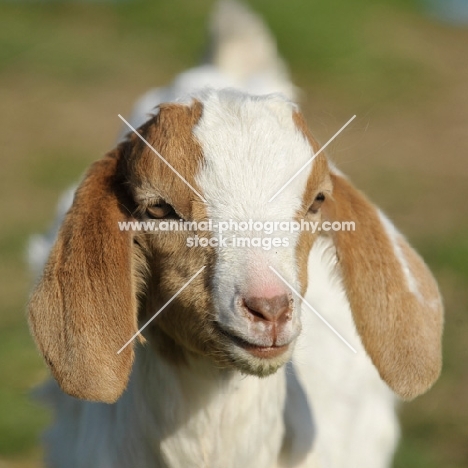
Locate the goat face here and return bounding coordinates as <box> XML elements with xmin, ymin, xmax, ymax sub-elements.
<box><xmin>126</xmin><ymin>91</ymin><xmax>330</xmax><ymax>378</ymax></box>
<box><xmin>29</xmin><ymin>89</ymin><xmax>443</xmax><ymax>403</ymax></box>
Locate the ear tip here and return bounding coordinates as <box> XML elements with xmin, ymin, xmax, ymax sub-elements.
<box><xmin>54</xmin><ymin>365</ymin><xmax>132</xmax><ymax>404</ymax></box>
<box><xmin>29</xmin><ymin>324</ymin><xmax>135</xmax><ymax>405</ymax></box>
<box><xmin>388</xmin><ymin>357</ymin><xmax>443</xmax><ymax>401</ymax></box>
<box><xmin>59</xmin><ymin>381</ymin><xmax>126</xmax><ymax>404</ymax></box>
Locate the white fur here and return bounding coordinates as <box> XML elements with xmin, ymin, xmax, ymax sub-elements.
<box><xmin>194</xmin><ymin>89</ymin><xmax>314</xmax><ymax>356</ymax></box>
<box><xmin>294</xmin><ymin>237</ymin><xmax>399</xmax><ymax>467</ymax></box>
<box><xmin>30</xmin><ymin>2</ymin><xmax>401</xmax><ymax>467</ymax></box>
<box><xmin>39</xmin><ymin>350</ymin><xmax>286</xmax><ymax>468</ymax></box>
<box><xmin>28</xmin><ymin>186</ymin><xmax>76</xmax><ymax>277</ymax></box>
<box><xmin>378</xmin><ymin>210</ymin><xmax>423</xmax><ymax>302</ymax></box>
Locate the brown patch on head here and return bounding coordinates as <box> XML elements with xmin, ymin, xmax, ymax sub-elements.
<box><xmin>119</xmin><ymin>101</ymin><xmax>226</xmax><ymax>366</ymax></box>
<box><xmin>28</xmin><ymin>100</ymin><xmax>222</xmax><ymax>402</ymax></box>
<box><xmin>124</xmin><ymin>100</ymin><xmax>207</xmax><ymax>219</ymax></box>
<box><xmin>292</xmin><ymin>111</ymin><xmax>332</xmax><ymax>295</ymax></box>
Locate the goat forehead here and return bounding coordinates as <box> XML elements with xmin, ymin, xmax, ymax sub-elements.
<box><xmin>193</xmin><ymin>91</ymin><xmax>315</xmax><ymax>220</ymax></box>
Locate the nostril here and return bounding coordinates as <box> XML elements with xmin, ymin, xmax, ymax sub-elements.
<box><xmin>243</xmin><ymin>294</ymin><xmax>292</xmax><ymax>323</ymax></box>
<box><xmin>243</xmin><ymin>303</ymin><xmax>267</xmax><ymax>321</ymax></box>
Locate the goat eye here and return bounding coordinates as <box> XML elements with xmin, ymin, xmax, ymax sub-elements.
<box><xmin>309</xmin><ymin>192</ymin><xmax>325</xmax><ymax>214</ymax></box>
<box><xmin>146</xmin><ymin>202</ymin><xmax>176</xmax><ymax>219</ymax></box>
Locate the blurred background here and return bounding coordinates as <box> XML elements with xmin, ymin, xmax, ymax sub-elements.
<box><xmin>0</xmin><ymin>0</ymin><xmax>467</xmax><ymax>466</ymax></box>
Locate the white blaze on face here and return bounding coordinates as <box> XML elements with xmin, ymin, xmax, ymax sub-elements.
<box><xmin>192</xmin><ymin>89</ymin><xmax>315</xmax><ymax>340</ymax></box>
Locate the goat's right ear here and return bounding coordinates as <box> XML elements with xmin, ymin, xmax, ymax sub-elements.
<box><xmin>28</xmin><ymin>148</ymin><xmax>139</xmax><ymax>403</ymax></box>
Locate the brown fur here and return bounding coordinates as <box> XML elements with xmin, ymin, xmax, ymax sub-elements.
<box><xmin>124</xmin><ymin>101</ymin><xmax>207</xmax><ymax>219</ymax></box>
<box><xmin>28</xmin><ymin>150</ymin><xmax>138</xmax><ymax>403</ymax></box>
<box><xmin>292</xmin><ymin>111</ymin><xmax>332</xmax><ymax>295</ymax></box>
<box><xmin>28</xmin><ymin>101</ymin><xmax>213</xmax><ymax>402</ymax></box>
<box><xmin>321</xmin><ymin>173</ymin><xmax>444</xmax><ymax>399</ymax></box>
<box><xmin>126</xmin><ymin>102</ymin><xmax>231</xmax><ymax>369</ymax></box>
<box><xmin>292</xmin><ymin>110</ymin><xmax>443</xmax><ymax>399</ymax></box>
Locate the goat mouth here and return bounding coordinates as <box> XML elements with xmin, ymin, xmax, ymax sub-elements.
<box><xmin>240</xmin><ymin>342</ymin><xmax>289</xmax><ymax>359</ymax></box>
<box><xmin>217</xmin><ymin>327</ymin><xmax>290</xmax><ymax>359</ymax></box>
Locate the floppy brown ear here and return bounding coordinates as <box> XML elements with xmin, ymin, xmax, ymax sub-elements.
<box><xmin>323</xmin><ymin>172</ymin><xmax>444</xmax><ymax>400</ymax></box>
<box><xmin>28</xmin><ymin>148</ymin><xmax>139</xmax><ymax>403</ymax></box>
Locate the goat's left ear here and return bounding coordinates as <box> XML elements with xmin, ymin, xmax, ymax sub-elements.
<box><xmin>28</xmin><ymin>148</ymin><xmax>139</xmax><ymax>403</ymax></box>
<box><xmin>322</xmin><ymin>172</ymin><xmax>444</xmax><ymax>400</ymax></box>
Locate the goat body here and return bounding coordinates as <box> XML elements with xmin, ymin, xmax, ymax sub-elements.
<box><xmin>28</xmin><ymin>2</ymin><xmax>443</xmax><ymax>467</ymax></box>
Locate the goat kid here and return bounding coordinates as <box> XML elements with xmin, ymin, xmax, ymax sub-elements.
<box><xmin>28</xmin><ymin>2</ymin><xmax>443</xmax><ymax>468</ymax></box>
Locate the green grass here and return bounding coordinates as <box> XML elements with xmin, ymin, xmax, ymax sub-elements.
<box><xmin>0</xmin><ymin>322</ymin><xmax>50</xmax><ymax>456</ymax></box>
<box><xmin>393</xmin><ymin>232</ymin><xmax>468</xmax><ymax>467</ymax></box>
<box><xmin>26</xmin><ymin>148</ymin><xmax>89</xmax><ymax>190</ymax></box>
<box><xmin>0</xmin><ymin>0</ymin><xmax>467</xmax><ymax>465</ymax></box>
<box><xmin>421</xmin><ymin>236</ymin><xmax>468</xmax><ymax>279</ymax></box>
<box><xmin>394</xmin><ymin>440</ymin><xmax>439</xmax><ymax>468</ymax></box>
<box><xmin>0</xmin><ymin>0</ymin><xmax>428</xmax><ymax>98</ymax></box>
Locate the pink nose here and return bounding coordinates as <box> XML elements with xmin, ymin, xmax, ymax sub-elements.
<box><xmin>243</xmin><ymin>294</ymin><xmax>292</xmax><ymax>324</ymax></box>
